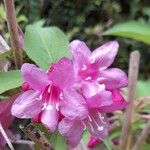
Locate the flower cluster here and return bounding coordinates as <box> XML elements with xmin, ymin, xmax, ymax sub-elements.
<box><xmin>11</xmin><ymin>40</ymin><xmax>128</xmax><ymax>148</ymax></box>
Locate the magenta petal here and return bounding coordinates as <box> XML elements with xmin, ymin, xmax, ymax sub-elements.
<box><xmin>49</xmin><ymin>57</ymin><xmax>75</xmax><ymax>90</ymax></box>
<box><xmin>87</xmin><ymin>91</ymin><xmax>112</xmax><ymax>108</ymax></box>
<box><xmin>82</xmin><ymin>81</ymin><xmax>106</xmax><ymax>98</ymax></box>
<box><xmin>90</xmin><ymin>41</ymin><xmax>119</xmax><ymax>68</ymax></box>
<box><xmin>21</xmin><ymin>63</ymin><xmax>50</xmax><ymax>91</ymax></box>
<box><xmin>69</xmin><ymin>40</ymin><xmax>91</xmax><ymax>57</ymax></box>
<box><xmin>11</xmin><ymin>90</ymin><xmax>42</xmax><ymax>118</ymax></box>
<box><xmin>41</xmin><ymin>105</ymin><xmax>59</xmax><ymax>132</ymax></box>
<box><xmin>98</xmin><ymin>68</ymin><xmax>128</xmax><ymax>89</ymax></box>
<box><xmin>69</xmin><ymin>40</ymin><xmax>91</xmax><ymax>75</ymax></box>
<box><xmin>58</xmin><ymin>118</ymin><xmax>84</xmax><ymax>148</ymax></box>
<box><xmin>99</xmin><ymin>89</ymin><xmax>128</xmax><ymax>113</ymax></box>
<box><xmin>85</xmin><ymin>110</ymin><xmax>108</xmax><ymax>139</ymax></box>
<box><xmin>60</xmin><ymin>89</ymin><xmax>88</xmax><ymax>120</ymax></box>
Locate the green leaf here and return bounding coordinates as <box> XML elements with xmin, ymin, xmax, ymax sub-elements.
<box><xmin>136</xmin><ymin>80</ymin><xmax>150</xmax><ymax>97</ymax></box>
<box><xmin>24</xmin><ymin>24</ymin><xmax>71</xmax><ymax>69</ymax></box>
<box><xmin>103</xmin><ymin>21</ymin><xmax>150</xmax><ymax>44</ymax></box>
<box><xmin>49</xmin><ymin>131</ymin><xmax>67</xmax><ymax>150</ymax></box>
<box><xmin>0</xmin><ymin>70</ymin><xmax>23</xmax><ymax>94</ymax></box>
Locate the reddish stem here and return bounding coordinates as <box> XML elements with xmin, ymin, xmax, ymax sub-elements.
<box><xmin>3</xmin><ymin>0</ymin><xmax>23</xmax><ymax>69</ymax></box>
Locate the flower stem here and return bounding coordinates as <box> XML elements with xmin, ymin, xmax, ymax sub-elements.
<box><xmin>3</xmin><ymin>0</ymin><xmax>23</xmax><ymax>69</ymax></box>
<box><xmin>120</xmin><ymin>51</ymin><xmax>140</xmax><ymax>150</ymax></box>
<box><xmin>0</xmin><ymin>123</ymin><xmax>15</xmax><ymax>150</ymax></box>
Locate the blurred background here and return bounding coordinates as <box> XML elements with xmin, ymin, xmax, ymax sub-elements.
<box><xmin>0</xmin><ymin>0</ymin><xmax>150</xmax><ymax>78</ymax></box>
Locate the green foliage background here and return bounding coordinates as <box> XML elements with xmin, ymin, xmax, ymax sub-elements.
<box><xmin>15</xmin><ymin>0</ymin><xmax>150</xmax><ymax>79</ymax></box>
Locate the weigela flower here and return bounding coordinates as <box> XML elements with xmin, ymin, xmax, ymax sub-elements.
<box><xmin>11</xmin><ymin>57</ymin><xmax>88</xmax><ymax>132</ymax></box>
<box><xmin>58</xmin><ymin>40</ymin><xmax>128</xmax><ymax>148</ymax></box>
<box><xmin>69</xmin><ymin>40</ymin><xmax>128</xmax><ymax>90</ymax></box>
<box><xmin>11</xmin><ymin>40</ymin><xmax>128</xmax><ymax>148</ymax></box>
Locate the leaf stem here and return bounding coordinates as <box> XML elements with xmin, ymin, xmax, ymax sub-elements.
<box><xmin>3</xmin><ymin>0</ymin><xmax>23</xmax><ymax>69</ymax></box>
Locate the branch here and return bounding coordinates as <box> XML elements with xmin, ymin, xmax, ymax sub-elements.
<box><xmin>20</xmin><ymin>123</ymin><xmax>54</xmax><ymax>150</ymax></box>
<box><xmin>3</xmin><ymin>0</ymin><xmax>23</xmax><ymax>68</ymax></box>
<box><xmin>120</xmin><ymin>51</ymin><xmax>140</xmax><ymax>150</ymax></box>
<box><xmin>0</xmin><ymin>123</ymin><xmax>15</xmax><ymax>150</ymax></box>
<box><xmin>132</xmin><ymin>120</ymin><xmax>150</xmax><ymax>150</ymax></box>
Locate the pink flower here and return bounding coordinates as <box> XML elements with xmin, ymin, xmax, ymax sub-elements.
<box><xmin>11</xmin><ymin>57</ymin><xmax>88</xmax><ymax>132</ymax></box>
<box><xmin>59</xmin><ymin>81</ymin><xmax>128</xmax><ymax>148</ymax></box>
<box><xmin>69</xmin><ymin>40</ymin><xmax>128</xmax><ymax>90</ymax></box>
<box><xmin>58</xmin><ymin>40</ymin><xmax>128</xmax><ymax>148</ymax></box>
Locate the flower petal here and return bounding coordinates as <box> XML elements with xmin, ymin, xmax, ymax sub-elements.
<box><xmin>69</xmin><ymin>40</ymin><xmax>91</xmax><ymax>58</ymax></box>
<box><xmin>98</xmin><ymin>68</ymin><xmax>128</xmax><ymax>89</ymax></box>
<box><xmin>99</xmin><ymin>89</ymin><xmax>128</xmax><ymax>113</ymax></box>
<box><xmin>21</xmin><ymin>63</ymin><xmax>50</xmax><ymax>91</ymax></box>
<box><xmin>59</xmin><ymin>118</ymin><xmax>84</xmax><ymax>148</ymax></box>
<box><xmin>84</xmin><ymin>110</ymin><xmax>108</xmax><ymax>139</ymax></box>
<box><xmin>82</xmin><ymin>81</ymin><xmax>106</xmax><ymax>98</ymax></box>
<box><xmin>60</xmin><ymin>89</ymin><xmax>88</xmax><ymax>120</ymax></box>
<box><xmin>90</xmin><ymin>41</ymin><xmax>119</xmax><ymax>68</ymax></box>
<box><xmin>49</xmin><ymin>57</ymin><xmax>75</xmax><ymax>90</ymax></box>
<box><xmin>69</xmin><ymin>40</ymin><xmax>91</xmax><ymax>78</ymax></box>
<box><xmin>87</xmin><ymin>91</ymin><xmax>112</xmax><ymax>108</ymax></box>
<box><xmin>41</xmin><ymin>104</ymin><xmax>59</xmax><ymax>132</ymax></box>
<box><xmin>11</xmin><ymin>90</ymin><xmax>42</xmax><ymax>118</ymax></box>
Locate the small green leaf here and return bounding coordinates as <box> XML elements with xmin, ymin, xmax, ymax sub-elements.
<box><xmin>0</xmin><ymin>70</ymin><xmax>23</xmax><ymax>94</ymax></box>
<box><xmin>24</xmin><ymin>24</ymin><xmax>71</xmax><ymax>69</ymax></box>
<box><xmin>103</xmin><ymin>21</ymin><xmax>150</xmax><ymax>44</ymax></box>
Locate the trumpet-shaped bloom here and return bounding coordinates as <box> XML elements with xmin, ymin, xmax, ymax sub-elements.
<box><xmin>58</xmin><ymin>40</ymin><xmax>128</xmax><ymax>148</ymax></box>
<box><xmin>11</xmin><ymin>57</ymin><xmax>88</xmax><ymax>132</ymax></box>
<box><xmin>59</xmin><ymin>80</ymin><xmax>128</xmax><ymax>148</ymax></box>
<box><xmin>69</xmin><ymin>40</ymin><xmax>128</xmax><ymax>90</ymax></box>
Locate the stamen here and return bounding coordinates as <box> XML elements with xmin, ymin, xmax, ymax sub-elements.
<box><xmin>88</xmin><ymin>122</ymin><xmax>94</xmax><ymax>132</ymax></box>
<box><xmin>41</xmin><ymin>103</ymin><xmax>47</xmax><ymax>110</ymax></box>
<box><xmin>48</xmin><ymin>86</ymin><xmax>51</xmax><ymax>93</ymax></box>
<box><xmin>36</xmin><ymin>95</ymin><xmax>43</xmax><ymax>100</ymax></box>
<box><xmin>56</xmin><ymin>103</ymin><xmax>59</xmax><ymax>111</ymax></box>
<box><xmin>46</xmin><ymin>105</ymin><xmax>53</xmax><ymax>111</ymax></box>
<box><xmin>85</xmin><ymin>76</ymin><xmax>92</xmax><ymax>81</ymax></box>
<box><xmin>59</xmin><ymin>93</ymin><xmax>63</xmax><ymax>99</ymax></box>
<box><xmin>97</xmin><ymin>126</ymin><xmax>104</xmax><ymax>131</ymax></box>
<box><xmin>82</xmin><ymin>65</ymin><xmax>87</xmax><ymax>70</ymax></box>
<box><xmin>88</xmin><ymin>115</ymin><xmax>92</xmax><ymax>122</ymax></box>
<box><xmin>99</xmin><ymin>113</ymin><xmax>106</xmax><ymax>124</ymax></box>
